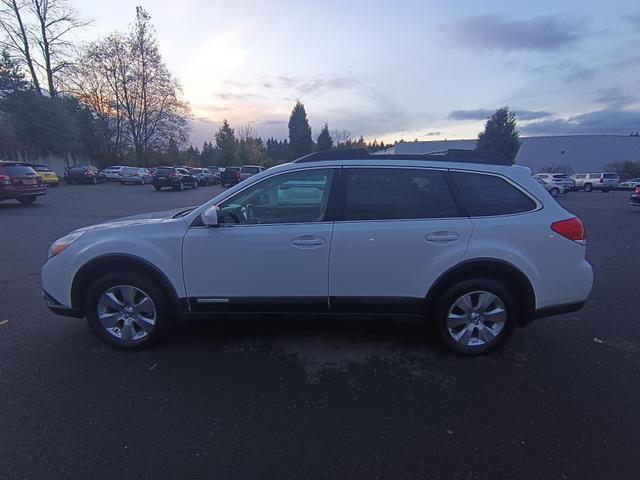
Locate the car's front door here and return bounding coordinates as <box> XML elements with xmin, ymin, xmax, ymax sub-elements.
<box><xmin>182</xmin><ymin>167</ymin><xmax>338</xmax><ymax>312</ymax></box>
<box><xmin>328</xmin><ymin>167</ymin><xmax>473</xmax><ymax>313</ymax></box>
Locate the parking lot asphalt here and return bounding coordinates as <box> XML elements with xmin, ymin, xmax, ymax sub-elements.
<box><xmin>1</xmin><ymin>184</ymin><xmax>639</xmax><ymax>479</ymax></box>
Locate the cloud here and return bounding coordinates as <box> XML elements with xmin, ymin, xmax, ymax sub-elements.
<box><xmin>522</xmin><ymin>108</ymin><xmax>640</xmax><ymax>135</ymax></box>
<box><xmin>298</xmin><ymin>77</ymin><xmax>361</xmax><ymax>94</ymax></box>
<box><xmin>424</xmin><ymin>131</ymin><xmax>441</xmax><ymax>137</ymax></box>
<box><xmin>627</xmin><ymin>14</ymin><xmax>640</xmax><ymax>32</ymax></box>
<box><xmin>215</xmin><ymin>92</ymin><xmax>265</xmax><ymax>100</ymax></box>
<box><xmin>450</xmin><ymin>14</ymin><xmax>588</xmax><ymax>51</ymax></box>
<box><xmin>449</xmin><ymin>109</ymin><xmax>553</xmax><ymax>121</ymax></box>
<box><xmin>595</xmin><ymin>87</ymin><xmax>638</xmax><ymax>108</ymax></box>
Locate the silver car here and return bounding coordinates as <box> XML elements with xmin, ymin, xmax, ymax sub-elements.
<box><xmin>239</xmin><ymin>165</ymin><xmax>264</xmax><ymax>181</ymax></box>
<box><xmin>119</xmin><ymin>167</ymin><xmax>153</xmax><ymax>185</ymax></box>
<box><xmin>534</xmin><ymin>177</ymin><xmax>564</xmax><ymax>197</ymax></box>
<box><xmin>570</xmin><ymin>173</ymin><xmax>619</xmax><ymax>192</ymax></box>
<box><xmin>189</xmin><ymin>168</ymin><xmax>214</xmax><ymax>186</ymax></box>
<box><xmin>533</xmin><ymin>173</ymin><xmax>575</xmax><ymax>192</ymax></box>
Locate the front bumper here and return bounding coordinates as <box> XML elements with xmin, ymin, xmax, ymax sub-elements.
<box><xmin>42</xmin><ymin>290</ymin><xmax>83</xmax><ymax>318</ymax></box>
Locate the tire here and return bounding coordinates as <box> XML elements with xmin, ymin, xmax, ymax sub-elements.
<box><xmin>434</xmin><ymin>278</ymin><xmax>518</xmax><ymax>356</ymax></box>
<box><xmin>177</xmin><ymin>181</ymin><xmax>184</xmax><ymax>191</ymax></box>
<box><xmin>141</xmin><ymin>177</ymin><xmax>146</xmax><ymax>185</ymax></box>
<box><xmin>84</xmin><ymin>271</ymin><xmax>173</xmax><ymax>349</ymax></box>
<box><xmin>550</xmin><ymin>187</ymin><xmax>560</xmax><ymax>197</ymax></box>
<box><xmin>584</xmin><ymin>183</ymin><xmax>593</xmax><ymax>192</ymax></box>
<box><xmin>154</xmin><ymin>185</ymin><xmax>161</xmax><ymax>191</ymax></box>
<box><xmin>91</xmin><ymin>177</ymin><xmax>97</xmax><ymax>185</ymax></box>
<box><xmin>18</xmin><ymin>195</ymin><xmax>36</xmax><ymax>205</ymax></box>
<box><xmin>192</xmin><ymin>180</ymin><xmax>198</xmax><ymax>189</ymax></box>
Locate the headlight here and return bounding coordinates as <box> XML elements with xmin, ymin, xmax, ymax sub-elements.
<box><xmin>48</xmin><ymin>231</ymin><xmax>85</xmax><ymax>258</ymax></box>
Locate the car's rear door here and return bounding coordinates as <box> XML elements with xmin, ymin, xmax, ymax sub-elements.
<box><xmin>182</xmin><ymin>167</ymin><xmax>339</xmax><ymax>312</ymax></box>
<box><xmin>328</xmin><ymin>167</ymin><xmax>473</xmax><ymax>313</ymax></box>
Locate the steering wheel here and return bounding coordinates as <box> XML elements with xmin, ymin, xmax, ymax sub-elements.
<box><xmin>243</xmin><ymin>204</ymin><xmax>262</xmax><ymax>224</ymax></box>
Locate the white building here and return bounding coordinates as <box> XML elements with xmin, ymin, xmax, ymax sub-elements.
<box><xmin>380</xmin><ymin>135</ymin><xmax>640</xmax><ymax>173</ymax></box>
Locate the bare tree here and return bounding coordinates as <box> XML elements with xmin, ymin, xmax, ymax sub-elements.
<box><xmin>29</xmin><ymin>0</ymin><xmax>88</xmax><ymax>96</ymax></box>
<box><xmin>238</xmin><ymin>122</ymin><xmax>258</xmax><ymax>142</ymax></box>
<box><xmin>0</xmin><ymin>0</ymin><xmax>40</xmax><ymax>92</ymax></box>
<box><xmin>331</xmin><ymin>128</ymin><xmax>351</xmax><ymax>147</ymax></box>
<box><xmin>70</xmin><ymin>7</ymin><xmax>189</xmax><ymax>164</ymax></box>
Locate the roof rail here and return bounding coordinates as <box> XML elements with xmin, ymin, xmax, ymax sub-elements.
<box><xmin>293</xmin><ymin>148</ymin><xmax>511</xmax><ymax>165</ymax></box>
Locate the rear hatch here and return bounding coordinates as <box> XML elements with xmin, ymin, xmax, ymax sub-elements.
<box><xmin>68</xmin><ymin>166</ymin><xmax>90</xmax><ymax>178</ymax></box>
<box><xmin>2</xmin><ymin>165</ymin><xmax>43</xmax><ymax>190</ymax></box>
<box><xmin>602</xmin><ymin>173</ymin><xmax>619</xmax><ymax>185</ymax></box>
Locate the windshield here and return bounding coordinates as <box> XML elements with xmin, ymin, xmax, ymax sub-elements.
<box><xmin>241</xmin><ymin>166</ymin><xmax>260</xmax><ymax>174</ymax></box>
<box><xmin>33</xmin><ymin>166</ymin><xmax>51</xmax><ymax>172</ymax></box>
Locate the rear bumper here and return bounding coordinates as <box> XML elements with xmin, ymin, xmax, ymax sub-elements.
<box><xmin>533</xmin><ymin>301</ymin><xmax>585</xmax><ymax>320</ymax></box>
<box><xmin>630</xmin><ymin>195</ymin><xmax>640</xmax><ymax>207</ymax></box>
<box><xmin>0</xmin><ymin>187</ymin><xmax>47</xmax><ymax>199</ymax></box>
<box><xmin>153</xmin><ymin>179</ymin><xmax>181</xmax><ymax>187</ymax></box>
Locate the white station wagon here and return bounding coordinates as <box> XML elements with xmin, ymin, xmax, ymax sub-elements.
<box><xmin>42</xmin><ymin>149</ymin><xmax>594</xmax><ymax>355</ymax></box>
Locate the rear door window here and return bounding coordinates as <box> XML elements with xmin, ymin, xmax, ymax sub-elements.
<box><xmin>343</xmin><ymin>168</ymin><xmax>460</xmax><ymax>221</ymax></box>
<box><xmin>451</xmin><ymin>172</ymin><xmax>536</xmax><ymax>216</ymax></box>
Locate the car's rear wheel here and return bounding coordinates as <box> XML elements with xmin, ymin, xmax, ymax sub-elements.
<box><xmin>584</xmin><ymin>183</ymin><xmax>593</xmax><ymax>192</ymax></box>
<box><xmin>193</xmin><ymin>179</ymin><xmax>198</xmax><ymax>189</ymax></box>
<box><xmin>141</xmin><ymin>177</ymin><xmax>146</xmax><ymax>185</ymax></box>
<box><xmin>18</xmin><ymin>195</ymin><xmax>36</xmax><ymax>205</ymax></box>
<box><xmin>550</xmin><ymin>187</ymin><xmax>559</xmax><ymax>197</ymax></box>
<box><xmin>177</xmin><ymin>181</ymin><xmax>184</xmax><ymax>191</ymax></box>
<box><xmin>154</xmin><ymin>185</ymin><xmax>161</xmax><ymax>191</ymax></box>
<box><xmin>85</xmin><ymin>272</ymin><xmax>172</xmax><ymax>348</ymax></box>
<box><xmin>435</xmin><ymin>278</ymin><xmax>517</xmax><ymax>355</ymax></box>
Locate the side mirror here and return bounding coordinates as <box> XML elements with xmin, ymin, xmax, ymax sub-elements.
<box><xmin>201</xmin><ymin>205</ymin><xmax>220</xmax><ymax>227</ymax></box>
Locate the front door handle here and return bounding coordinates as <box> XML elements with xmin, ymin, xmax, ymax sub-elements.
<box><xmin>291</xmin><ymin>235</ymin><xmax>325</xmax><ymax>247</ymax></box>
<box><xmin>426</xmin><ymin>232</ymin><xmax>459</xmax><ymax>243</ymax></box>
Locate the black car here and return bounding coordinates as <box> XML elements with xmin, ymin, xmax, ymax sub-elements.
<box><xmin>220</xmin><ymin>166</ymin><xmax>241</xmax><ymax>187</ymax></box>
<box><xmin>64</xmin><ymin>165</ymin><xmax>104</xmax><ymax>185</ymax></box>
<box><xmin>153</xmin><ymin>166</ymin><xmax>198</xmax><ymax>191</ymax></box>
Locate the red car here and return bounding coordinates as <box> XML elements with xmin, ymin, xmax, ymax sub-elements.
<box><xmin>630</xmin><ymin>186</ymin><xmax>640</xmax><ymax>208</ymax></box>
<box><xmin>0</xmin><ymin>161</ymin><xmax>47</xmax><ymax>205</ymax></box>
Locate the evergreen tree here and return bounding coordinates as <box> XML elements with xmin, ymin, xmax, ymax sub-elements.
<box><xmin>0</xmin><ymin>49</ymin><xmax>28</xmax><ymax>97</ymax></box>
<box><xmin>215</xmin><ymin>119</ymin><xmax>237</xmax><ymax>166</ymax></box>
<box><xmin>166</xmin><ymin>137</ymin><xmax>180</xmax><ymax>161</ymax></box>
<box><xmin>288</xmin><ymin>101</ymin><xmax>313</xmax><ymax>160</ymax></box>
<box><xmin>317</xmin><ymin>123</ymin><xmax>333</xmax><ymax>151</ymax></box>
<box><xmin>476</xmin><ymin>106</ymin><xmax>521</xmax><ymax>164</ymax></box>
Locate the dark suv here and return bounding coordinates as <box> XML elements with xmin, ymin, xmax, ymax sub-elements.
<box><xmin>0</xmin><ymin>161</ymin><xmax>46</xmax><ymax>205</ymax></box>
<box><xmin>65</xmin><ymin>165</ymin><xmax>103</xmax><ymax>185</ymax></box>
<box><xmin>153</xmin><ymin>166</ymin><xmax>198</xmax><ymax>191</ymax></box>
<box><xmin>220</xmin><ymin>166</ymin><xmax>241</xmax><ymax>187</ymax></box>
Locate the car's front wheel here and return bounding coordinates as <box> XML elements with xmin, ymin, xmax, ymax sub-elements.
<box><xmin>584</xmin><ymin>183</ymin><xmax>593</xmax><ymax>192</ymax></box>
<box><xmin>85</xmin><ymin>272</ymin><xmax>172</xmax><ymax>348</ymax></box>
<box><xmin>550</xmin><ymin>187</ymin><xmax>559</xmax><ymax>197</ymax></box>
<box><xmin>435</xmin><ymin>278</ymin><xmax>517</xmax><ymax>355</ymax></box>
<box><xmin>193</xmin><ymin>179</ymin><xmax>198</xmax><ymax>189</ymax></box>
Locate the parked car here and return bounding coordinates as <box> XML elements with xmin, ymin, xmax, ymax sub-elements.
<box><xmin>152</xmin><ymin>166</ymin><xmax>198</xmax><ymax>191</ymax></box>
<box><xmin>101</xmin><ymin>166</ymin><xmax>127</xmax><ymax>182</ymax></box>
<box><xmin>534</xmin><ymin>173</ymin><xmax>575</xmax><ymax>192</ymax></box>
<box><xmin>42</xmin><ymin>149</ymin><xmax>593</xmax><ymax>355</ymax></box>
<box><xmin>570</xmin><ymin>173</ymin><xmax>619</xmax><ymax>192</ymax></box>
<box><xmin>65</xmin><ymin>165</ymin><xmax>104</xmax><ymax>185</ymax></box>
<box><xmin>31</xmin><ymin>164</ymin><xmax>59</xmax><ymax>186</ymax></box>
<box><xmin>619</xmin><ymin>178</ymin><xmax>640</xmax><ymax>190</ymax></box>
<box><xmin>535</xmin><ymin>177</ymin><xmax>564</xmax><ymax>197</ymax></box>
<box><xmin>189</xmin><ymin>167</ymin><xmax>214</xmax><ymax>186</ymax></box>
<box><xmin>206</xmin><ymin>166</ymin><xmax>222</xmax><ymax>184</ymax></box>
<box><xmin>0</xmin><ymin>161</ymin><xmax>46</xmax><ymax>205</ymax></box>
<box><xmin>220</xmin><ymin>166</ymin><xmax>241</xmax><ymax>187</ymax></box>
<box><xmin>630</xmin><ymin>186</ymin><xmax>640</xmax><ymax>208</ymax></box>
<box><xmin>239</xmin><ymin>165</ymin><xmax>265</xmax><ymax>181</ymax></box>
<box><xmin>119</xmin><ymin>167</ymin><xmax>153</xmax><ymax>185</ymax></box>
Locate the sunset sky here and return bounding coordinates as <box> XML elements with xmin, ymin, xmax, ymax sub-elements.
<box><xmin>76</xmin><ymin>0</ymin><xmax>640</xmax><ymax>147</ymax></box>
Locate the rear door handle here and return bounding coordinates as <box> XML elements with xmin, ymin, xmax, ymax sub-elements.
<box><xmin>426</xmin><ymin>232</ymin><xmax>459</xmax><ymax>243</ymax></box>
<box><xmin>291</xmin><ymin>235</ymin><xmax>325</xmax><ymax>247</ymax></box>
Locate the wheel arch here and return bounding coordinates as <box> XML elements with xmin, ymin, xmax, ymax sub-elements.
<box><xmin>71</xmin><ymin>254</ymin><xmax>186</xmax><ymax>316</ymax></box>
<box><xmin>425</xmin><ymin>258</ymin><xmax>536</xmax><ymax>326</ymax></box>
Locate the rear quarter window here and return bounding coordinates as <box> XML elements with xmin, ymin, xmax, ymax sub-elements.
<box><xmin>452</xmin><ymin>172</ymin><xmax>537</xmax><ymax>216</ymax></box>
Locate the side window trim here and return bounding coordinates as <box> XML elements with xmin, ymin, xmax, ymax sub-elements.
<box><xmin>449</xmin><ymin>169</ymin><xmax>542</xmax><ymax>217</ymax></box>
<box><xmin>215</xmin><ymin>166</ymin><xmax>340</xmax><ymax>226</ymax></box>
<box><xmin>336</xmin><ymin>166</ymin><xmax>463</xmax><ymax>222</ymax></box>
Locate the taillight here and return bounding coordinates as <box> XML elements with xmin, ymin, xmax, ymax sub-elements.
<box><xmin>551</xmin><ymin>217</ymin><xmax>585</xmax><ymax>244</ymax></box>
<box><xmin>0</xmin><ymin>174</ymin><xmax>10</xmax><ymax>185</ymax></box>
<box><xmin>84</xmin><ymin>170</ymin><xmax>91</xmax><ymax>176</ymax></box>
<box><xmin>635</xmin><ymin>186</ymin><xmax>640</xmax><ymax>194</ymax></box>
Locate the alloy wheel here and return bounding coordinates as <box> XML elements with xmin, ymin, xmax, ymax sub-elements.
<box><xmin>446</xmin><ymin>290</ymin><xmax>507</xmax><ymax>347</ymax></box>
<box><xmin>96</xmin><ymin>285</ymin><xmax>157</xmax><ymax>341</ymax></box>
